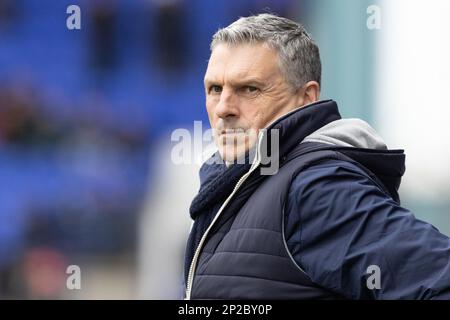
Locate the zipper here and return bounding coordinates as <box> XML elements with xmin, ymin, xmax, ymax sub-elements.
<box><xmin>185</xmin><ymin>131</ymin><xmax>265</xmax><ymax>300</ymax></box>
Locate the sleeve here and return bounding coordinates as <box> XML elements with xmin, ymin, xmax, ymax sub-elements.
<box><xmin>285</xmin><ymin>160</ymin><xmax>450</xmax><ymax>299</ymax></box>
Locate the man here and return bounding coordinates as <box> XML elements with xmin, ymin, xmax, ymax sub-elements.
<box><xmin>184</xmin><ymin>13</ymin><xmax>450</xmax><ymax>299</ymax></box>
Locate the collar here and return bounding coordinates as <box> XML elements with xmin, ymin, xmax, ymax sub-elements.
<box><xmin>189</xmin><ymin>99</ymin><xmax>342</xmax><ymax>219</ymax></box>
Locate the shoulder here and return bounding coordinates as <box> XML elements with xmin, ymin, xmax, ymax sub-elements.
<box><xmin>284</xmin><ymin>157</ymin><xmax>396</xmax><ymax>245</ymax></box>
<box><xmin>288</xmin><ymin>158</ymin><xmax>384</xmax><ymax>203</ymax></box>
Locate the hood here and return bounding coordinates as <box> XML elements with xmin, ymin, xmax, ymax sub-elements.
<box><xmin>303</xmin><ymin>118</ymin><xmax>388</xmax><ymax>150</ymax></box>
<box><xmin>192</xmin><ymin>100</ymin><xmax>406</xmax><ymax>218</ymax></box>
<box><xmin>304</xmin><ymin>117</ymin><xmax>405</xmax><ymax>203</ymax></box>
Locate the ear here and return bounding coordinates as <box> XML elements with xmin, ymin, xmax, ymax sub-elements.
<box><xmin>295</xmin><ymin>81</ymin><xmax>320</xmax><ymax>106</ymax></box>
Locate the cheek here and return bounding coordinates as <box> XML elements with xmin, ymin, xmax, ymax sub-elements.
<box><xmin>253</xmin><ymin>94</ymin><xmax>295</xmax><ymax>128</ymax></box>
<box><xmin>243</xmin><ymin>104</ymin><xmax>271</xmax><ymax>130</ymax></box>
<box><xmin>205</xmin><ymin>99</ymin><xmax>218</xmax><ymax>124</ymax></box>
<box><xmin>239</xmin><ymin>100</ymin><xmax>262</xmax><ymax>122</ymax></box>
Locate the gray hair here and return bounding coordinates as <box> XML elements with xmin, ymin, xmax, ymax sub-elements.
<box><xmin>210</xmin><ymin>13</ymin><xmax>321</xmax><ymax>89</ymax></box>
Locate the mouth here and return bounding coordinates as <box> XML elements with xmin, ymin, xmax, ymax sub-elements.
<box><xmin>219</xmin><ymin>129</ymin><xmax>246</xmax><ymax>136</ymax></box>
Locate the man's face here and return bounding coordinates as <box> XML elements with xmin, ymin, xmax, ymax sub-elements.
<box><xmin>204</xmin><ymin>43</ymin><xmax>302</xmax><ymax>162</ymax></box>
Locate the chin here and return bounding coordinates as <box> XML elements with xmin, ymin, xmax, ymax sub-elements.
<box><xmin>219</xmin><ymin>145</ymin><xmax>248</xmax><ymax>164</ymax></box>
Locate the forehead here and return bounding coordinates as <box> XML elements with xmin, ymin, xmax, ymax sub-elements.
<box><xmin>204</xmin><ymin>43</ymin><xmax>281</xmax><ymax>83</ymax></box>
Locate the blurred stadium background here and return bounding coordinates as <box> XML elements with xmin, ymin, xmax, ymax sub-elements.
<box><xmin>0</xmin><ymin>0</ymin><xmax>449</xmax><ymax>299</ymax></box>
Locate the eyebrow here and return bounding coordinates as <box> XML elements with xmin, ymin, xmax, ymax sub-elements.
<box><xmin>204</xmin><ymin>77</ymin><xmax>266</xmax><ymax>88</ymax></box>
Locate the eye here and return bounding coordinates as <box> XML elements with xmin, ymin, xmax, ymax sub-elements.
<box><xmin>239</xmin><ymin>85</ymin><xmax>260</xmax><ymax>96</ymax></box>
<box><xmin>209</xmin><ymin>85</ymin><xmax>222</xmax><ymax>94</ymax></box>
<box><xmin>246</xmin><ymin>86</ymin><xmax>258</xmax><ymax>92</ymax></box>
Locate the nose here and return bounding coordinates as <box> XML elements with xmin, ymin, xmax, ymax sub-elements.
<box><xmin>215</xmin><ymin>88</ymin><xmax>239</xmax><ymax>120</ymax></box>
